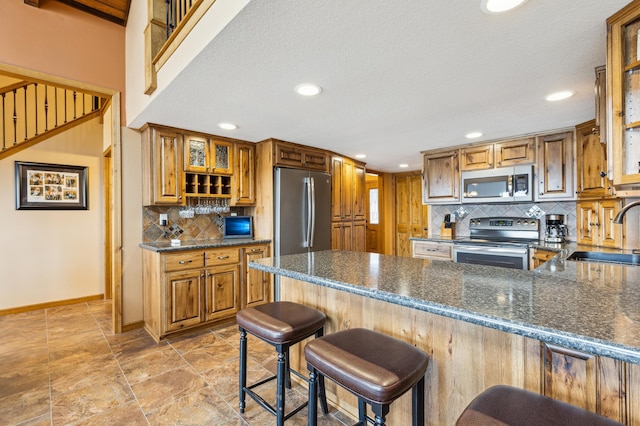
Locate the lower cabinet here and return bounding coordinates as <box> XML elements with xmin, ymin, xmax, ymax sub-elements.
<box><xmin>529</xmin><ymin>248</ymin><xmax>557</xmax><ymax>270</ymax></box>
<box><xmin>143</xmin><ymin>244</ymin><xmax>270</xmax><ymax>342</ymax></box>
<box><xmin>576</xmin><ymin>199</ymin><xmax>623</xmax><ymax>248</ymax></box>
<box><xmin>331</xmin><ymin>221</ymin><xmax>366</xmax><ymax>251</ymax></box>
<box><xmin>411</xmin><ymin>240</ymin><xmax>452</xmax><ymax>261</ymax></box>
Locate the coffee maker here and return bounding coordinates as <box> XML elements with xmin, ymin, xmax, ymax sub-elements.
<box><xmin>545</xmin><ymin>214</ymin><xmax>567</xmax><ymax>243</ymax></box>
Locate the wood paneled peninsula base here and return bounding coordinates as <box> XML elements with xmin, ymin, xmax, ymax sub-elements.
<box><xmin>250</xmin><ymin>250</ymin><xmax>640</xmax><ymax>425</ymax></box>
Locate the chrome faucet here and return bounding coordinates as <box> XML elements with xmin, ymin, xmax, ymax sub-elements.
<box><xmin>613</xmin><ymin>200</ymin><xmax>640</xmax><ymax>224</ymax></box>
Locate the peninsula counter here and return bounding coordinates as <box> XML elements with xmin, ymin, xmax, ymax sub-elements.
<box><xmin>250</xmin><ymin>250</ymin><xmax>640</xmax><ymax>425</ymax></box>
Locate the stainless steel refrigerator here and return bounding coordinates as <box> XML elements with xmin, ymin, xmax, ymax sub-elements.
<box><xmin>274</xmin><ymin>167</ymin><xmax>331</xmax><ymax>259</ymax></box>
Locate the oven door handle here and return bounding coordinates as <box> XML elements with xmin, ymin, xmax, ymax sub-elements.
<box><xmin>454</xmin><ymin>245</ymin><xmax>528</xmax><ymax>255</ymax></box>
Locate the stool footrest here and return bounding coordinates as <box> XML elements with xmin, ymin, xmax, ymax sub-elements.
<box><xmin>243</xmin><ymin>386</ymin><xmax>309</xmax><ymax>421</ymax></box>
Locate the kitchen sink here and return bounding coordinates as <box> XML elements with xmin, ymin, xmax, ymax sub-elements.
<box><xmin>566</xmin><ymin>251</ymin><xmax>640</xmax><ymax>266</ymax></box>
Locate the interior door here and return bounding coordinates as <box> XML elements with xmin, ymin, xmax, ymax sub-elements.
<box><xmin>365</xmin><ymin>175</ymin><xmax>380</xmax><ymax>253</ymax></box>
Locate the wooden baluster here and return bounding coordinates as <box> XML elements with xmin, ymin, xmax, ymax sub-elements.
<box><xmin>12</xmin><ymin>89</ymin><xmax>17</xmax><ymax>145</ymax></box>
<box><xmin>64</xmin><ymin>88</ymin><xmax>67</xmax><ymax>123</ymax></box>
<box><xmin>23</xmin><ymin>86</ymin><xmax>27</xmax><ymax>140</ymax></box>
<box><xmin>73</xmin><ymin>91</ymin><xmax>77</xmax><ymax>119</ymax></box>
<box><xmin>1</xmin><ymin>92</ymin><xmax>5</xmax><ymax>150</ymax></box>
<box><xmin>34</xmin><ymin>83</ymin><xmax>38</xmax><ymax>136</ymax></box>
<box><xmin>44</xmin><ymin>85</ymin><xmax>48</xmax><ymax>132</ymax></box>
<box><xmin>54</xmin><ymin>87</ymin><xmax>58</xmax><ymax>127</ymax></box>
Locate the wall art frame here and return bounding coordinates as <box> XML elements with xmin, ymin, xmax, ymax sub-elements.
<box><xmin>15</xmin><ymin>161</ymin><xmax>88</xmax><ymax>210</ymax></box>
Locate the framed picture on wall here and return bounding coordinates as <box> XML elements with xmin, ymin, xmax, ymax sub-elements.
<box><xmin>15</xmin><ymin>161</ymin><xmax>88</xmax><ymax>210</ymax></box>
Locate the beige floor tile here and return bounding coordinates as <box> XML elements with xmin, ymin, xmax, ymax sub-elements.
<box><xmin>0</xmin><ymin>358</ymin><xmax>49</xmax><ymax>398</ymax></box>
<box><xmin>200</xmin><ymin>356</ymin><xmax>272</xmax><ymax>399</ymax></box>
<box><xmin>70</xmin><ymin>400</ymin><xmax>148</xmax><ymax>426</ymax></box>
<box><xmin>180</xmin><ymin>339</ymin><xmax>238</xmax><ymax>372</ymax></box>
<box><xmin>51</xmin><ymin>374</ymin><xmax>133</xmax><ymax>424</ymax></box>
<box><xmin>0</xmin><ymin>385</ymin><xmax>50</xmax><ymax>426</ymax></box>
<box><xmin>110</xmin><ymin>333</ymin><xmax>168</xmax><ymax>363</ymax></box>
<box><xmin>48</xmin><ymin>329</ymin><xmax>111</xmax><ymax>363</ymax></box>
<box><xmin>146</xmin><ymin>386</ymin><xmax>245</xmax><ymax>425</ymax></box>
<box><xmin>167</xmin><ymin>329</ymin><xmax>221</xmax><ymax>355</ymax></box>
<box><xmin>119</xmin><ymin>344</ymin><xmax>187</xmax><ymax>384</ymax></box>
<box><xmin>103</xmin><ymin>327</ymin><xmax>149</xmax><ymax>348</ymax></box>
<box><xmin>131</xmin><ymin>366</ymin><xmax>207</xmax><ymax>414</ymax></box>
<box><xmin>50</xmin><ymin>357</ymin><xmax>123</xmax><ymax>395</ymax></box>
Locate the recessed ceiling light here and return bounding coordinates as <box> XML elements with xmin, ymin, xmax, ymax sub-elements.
<box><xmin>295</xmin><ymin>83</ymin><xmax>322</xmax><ymax>96</ymax></box>
<box><xmin>481</xmin><ymin>0</ymin><xmax>528</xmax><ymax>13</ymax></box>
<box><xmin>399</xmin><ymin>164</ymin><xmax>409</xmax><ymax>168</ymax></box>
<box><xmin>355</xmin><ymin>154</ymin><xmax>367</xmax><ymax>159</ymax></box>
<box><xmin>217</xmin><ymin>122</ymin><xmax>238</xmax><ymax>130</ymax></box>
<box><xmin>465</xmin><ymin>132</ymin><xmax>483</xmax><ymax>139</ymax></box>
<box><xmin>545</xmin><ymin>91</ymin><xmax>575</xmax><ymax>101</ymax></box>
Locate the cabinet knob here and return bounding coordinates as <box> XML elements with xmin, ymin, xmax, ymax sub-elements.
<box><xmin>217</xmin><ymin>255</ymin><xmax>230</xmax><ymax>260</ymax></box>
<box><xmin>599</xmin><ymin>171</ymin><xmax>606</xmax><ymax>178</ymax></box>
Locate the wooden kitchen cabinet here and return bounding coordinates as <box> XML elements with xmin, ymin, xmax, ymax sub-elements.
<box><xmin>529</xmin><ymin>248</ymin><xmax>557</xmax><ymax>270</ymax></box>
<box><xmin>536</xmin><ymin>131</ymin><xmax>575</xmax><ymax>201</ymax></box>
<box><xmin>396</xmin><ymin>172</ymin><xmax>428</xmax><ymax>257</ymax></box>
<box><xmin>243</xmin><ymin>245</ymin><xmax>270</xmax><ymax>308</ymax></box>
<box><xmin>232</xmin><ymin>141</ymin><xmax>256</xmax><ymax>206</ymax></box>
<box><xmin>273</xmin><ymin>140</ymin><xmax>329</xmax><ymax>172</ymax></box>
<box><xmin>412</xmin><ymin>240</ymin><xmax>452</xmax><ymax>261</ymax></box>
<box><xmin>422</xmin><ymin>149</ymin><xmax>459</xmax><ymax>203</ymax></box>
<box><xmin>143</xmin><ymin>244</ymin><xmax>268</xmax><ymax>342</ymax></box>
<box><xmin>576</xmin><ymin>120</ymin><xmax>614</xmax><ymax>198</ymax></box>
<box><xmin>576</xmin><ymin>199</ymin><xmax>623</xmax><ymax>248</ymax></box>
<box><xmin>183</xmin><ymin>135</ymin><xmax>233</xmax><ymax>175</ymax></box>
<box><xmin>607</xmin><ymin>2</ymin><xmax>640</xmax><ymax>187</ymax></box>
<box><xmin>460</xmin><ymin>138</ymin><xmax>535</xmax><ymax>171</ymax></box>
<box><xmin>331</xmin><ymin>155</ymin><xmax>366</xmax><ymax>251</ymax></box>
<box><xmin>595</xmin><ymin>66</ymin><xmax>607</xmax><ymax>145</ymax></box>
<box><xmin>540</xmin><ymin>343</ymin><xmax>626</xmax><ymax>423</ymax></box>
<box><xmin>141</xmin><ymin>124</ymin><xmax>183</xmax><ymax>206</ymax></box>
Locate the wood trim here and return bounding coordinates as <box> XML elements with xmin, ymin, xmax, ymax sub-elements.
<box><xmin>103</xmin><ymin>147</ymin><xmax>113</xmax><ymax>300</ymax></box>
<box><xmin>0</xmin><ymin>294</ymin><xmax>104</xmax><ymax>316</ymax></box>
<box><xmin>110</xmin><ymin>93</ymin><xmax>123</xmax><ymax>334</ymax></box>
<box><xmin>122</xmin><ymin>320</ymin><xmax>145</xmax><ymax>332</ymax></box>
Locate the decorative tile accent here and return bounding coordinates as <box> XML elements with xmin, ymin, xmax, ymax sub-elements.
<box><xmin>525</xmin><ymin>205</ymin><xmax>545</xmax><ymax>219</ymax></box>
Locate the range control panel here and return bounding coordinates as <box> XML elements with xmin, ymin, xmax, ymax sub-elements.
<box><xmin>469</xmin><ymin>217</ymin><xmax>539</xmax><ymax>231</ymax></box>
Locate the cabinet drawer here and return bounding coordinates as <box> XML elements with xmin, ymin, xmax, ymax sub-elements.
<box><xmin>164</xmin><ymin>251</ymin><xmax>205</xmax><ymax>272</ymax></box>
<box><xmin>412</xmin><ymin>241</ymin><xmax>452</xmax><ymax>260</ymax></box>
<box><xmin>205</xmin><ymin>248</ymin><xmax>240</xmax><ymax>266</ymax></box>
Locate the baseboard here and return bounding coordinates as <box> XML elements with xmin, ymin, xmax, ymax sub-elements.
<box><xmin>0</xmin><ymin>294</ymin><xmax>105</xmax><ymax>316</ymax></box>
<box><xmin>122</xmin><ymin>321</ymin><xmax>144</xmax><ymax>332</ymax></box>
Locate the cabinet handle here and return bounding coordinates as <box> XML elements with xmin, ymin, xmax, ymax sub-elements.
<box><xmin>178</xmin><ymin>260</ymin><xmax>193</xmax><ymax>264</ymax></box>
<box><xmin>217</xmin><ymin>255</ymin><xmax>230</xmax><ymax>260</ymax></box>
<box><xmin>250</xmin><ymin>248</ymin><xmax>261</xmax><ymax>252</ymax></box>
<box><xmin>217</xmin><ymin>283</ymin><xmax>223</xmax><ymax>288</ymax></box>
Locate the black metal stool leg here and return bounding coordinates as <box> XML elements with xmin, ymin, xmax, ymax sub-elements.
<box><xmin>372</xmin><ymin>403</ymin><xmax>389</xmax><ymax>426</ymax></box>
<box><xmin>308</xmin><ymin>366</ymin><xmax>318</xmax><ymax>426</ymax></box>
<box><xmin>285</xmin><ymin>348</ymin><xmax>291</xmax><ymax>389</ymax></box>
<box><xmin>239</xmin><ymin>328</ymin><xmax>247</xmax><ymax>413</ymax></box>
<box><xmin>358</xmin><ymin>398</ymin><xmax>367</xmax><ymax>425</ymax></box>
<box><xmin>276</xmin><ymin>349</ymin><xmax>287</xmax><ymax>426</ymax></box>
<box><xmin>412</xmin><ymin>376</ymin><xmax>425</xmax><ymax>426</ymax></box>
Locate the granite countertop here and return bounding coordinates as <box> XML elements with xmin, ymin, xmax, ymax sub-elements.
<box><xmin>251</xmin><ymin>250</ymin><xmax>640</xmax><ymax>364</ymax></box>
<box><xmin>140</xmin><ymin>238</ymin><xmax>271</xmax><ymax>252</ymax></box>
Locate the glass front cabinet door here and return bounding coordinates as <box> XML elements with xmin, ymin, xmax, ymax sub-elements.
<box><xmin>608</xmin><ymin>4</ymin><xmax>640</xmax><ymax>186</ymax></box>
<box><xmin>184</xmin><ymin>135</ymin><xmax>210</xmax><ymax>173</ymax></box>
<box><xmin>211</xmin><ymin>140</ymin><xmax>233</xmax><ymax>175</ymax></box>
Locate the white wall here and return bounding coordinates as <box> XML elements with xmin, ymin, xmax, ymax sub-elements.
<box><xmin>0</xmin><ymin>118</ymin><xmax>104</xmax><ymax>310</ymax></box>
<box><xmin>125</xmin><ymin>0</ymin><xmax>249</xmax><ymax>126</ymax></box>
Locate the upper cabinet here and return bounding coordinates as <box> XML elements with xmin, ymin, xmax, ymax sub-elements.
<box><xmin>595</xmin><ymin>66</ymin><xmax>607</xmax><ymax>145</ymax></box>
<box><xmin>330</xmin><ymin>155</ymin><xmax>366</xmax><ymax>251</ymax></box>
<box><xmin>273</xmin><ymin>140</ymin><xmax>329</xmax><ymax>173</ymax></box>
<box><xmin>184</xmin><ymin>136</ymin><xmax>233</xmax><ymax>175</ymax></box>
<box><xmin>142</xmin><ymin>125</ymin><xmax>183</xmax><ymax>206</ymax></box>
<box><xmin>607</xmin><ymin>2</ymin><xmax>640</xmax><ymax>187</ymax></box>
<box><xmin>422</xmin><ymin>149</ymin><xmax>460</xmax><ymax>204</ymax></box>
<box><xmin>461</xmin><ymin>138</ymin><xmax>535</xmax><ymax>171</ymax></box>
<box><xmin>141</xmin><ymin>124</ymin><xmax>255</xmax><ymax>206</ymax></box>
<box><xmin>576</xmin><ymin>120</ymin><xmax>614</xmax><ymax>199</ymax></box>
<box><xmin>232</xmin><ymin>142</ymin><xmax>256</xmax><ymax>206</ymax></box>
<box><xmin>535</xmin><ymin>131</ymin><xmax>575</xmax><ymax>201</ymax></box>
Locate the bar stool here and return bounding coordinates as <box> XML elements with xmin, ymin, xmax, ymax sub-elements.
<box><xmin>236</xmin><ymin>301</ymin><xmax>329</xmax><ymax>426</ymax></box>
<box><xmin>305</xmin><ymin>328</ymin><xmax>429</xmax><ymax>426</ymax></box>
<box><xmin>456</xmin><ymin>385</ymin><xmax>623</xmax><ymax>426</ymax></box>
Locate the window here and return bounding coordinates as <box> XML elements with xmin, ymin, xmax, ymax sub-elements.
<box><xmin>369</xmin><ymin>188</ymin><xmax>379</xmax><ymax>224</ymax></box>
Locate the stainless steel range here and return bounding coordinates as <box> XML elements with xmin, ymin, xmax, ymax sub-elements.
<box><xmin>453</xmin><ymin>217</ymin><xmax>540</xmax><ymax>270</ymax></box>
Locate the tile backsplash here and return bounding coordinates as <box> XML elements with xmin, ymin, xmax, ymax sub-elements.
<box><xmin>430</xmin><ymin>201</ymin><xmax>577</xmax><ymax>241</ymax></box>
<box><xmin>143</xmin><ymin>206</ymin><xmax>248</xmax><ymax>242</ymax></box>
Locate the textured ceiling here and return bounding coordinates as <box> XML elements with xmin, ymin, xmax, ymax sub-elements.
<box><xmin>128</xmin><ymin>0</ymin><xmax>630</xmax><ymax>172</ymax></box>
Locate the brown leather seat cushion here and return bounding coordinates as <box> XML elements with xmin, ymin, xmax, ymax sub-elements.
<box><xmin>236</xmin><ymin>302</ymin><xmax>326</xmax><ymax>345</ymax></box>
<box><xmin>456</xmin><ymin>385</ymin><xmax>623</xmax><ymax>426</ymax></box>
<box><xmin>304</xmin><ymin>328</ymin><xmax>429</xmax><ymax>405</ymax></box>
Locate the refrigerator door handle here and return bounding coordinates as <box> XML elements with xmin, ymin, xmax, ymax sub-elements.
<box><xmin>309</xmin><ymin>177</ymin><xmax>316</xmax><ymax>247</ymax></box>
<box><xmin>304</xmin><ymin>177</ymin><xmax>312</xmax><ymax>248</ymax></box>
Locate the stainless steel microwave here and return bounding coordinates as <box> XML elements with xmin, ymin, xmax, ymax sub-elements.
<box><xmin>461</xmin><ymin>165</ymin><xmax>533</xmax><ymax>203</ymax></box>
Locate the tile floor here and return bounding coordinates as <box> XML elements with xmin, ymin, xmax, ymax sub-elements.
<box><xmin>0</xmin><ymin>300</ymin><xmax>350</xmax><ymax>425</ymax></box>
